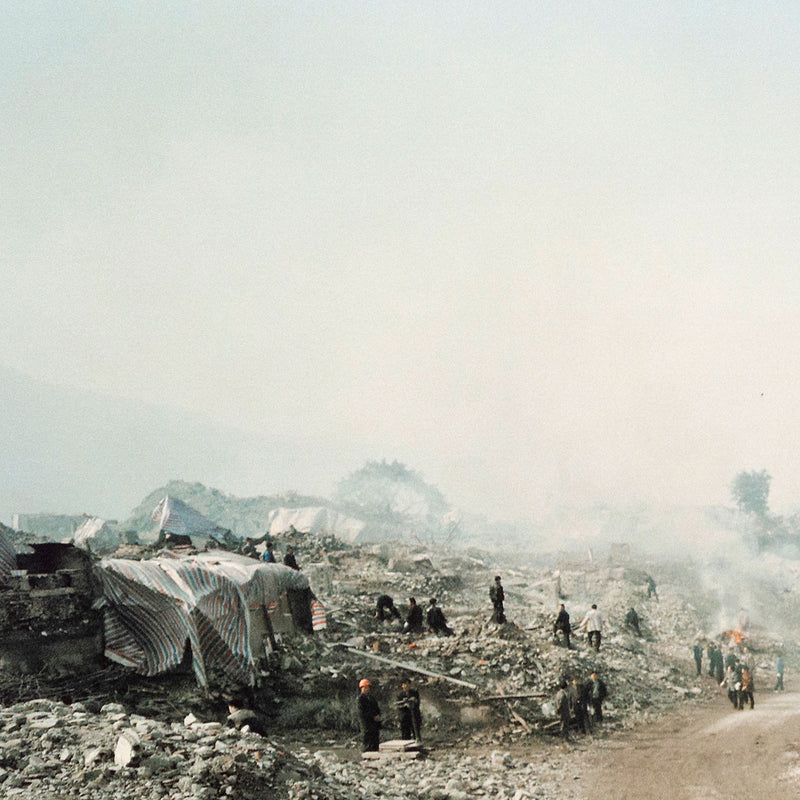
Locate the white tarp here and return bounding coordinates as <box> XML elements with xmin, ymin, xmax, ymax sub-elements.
<box><xmin>151</xmin><ymin>495</ymin><xmax>229</xmax><ymax>538</ymax></box>
<box><xmin>267</xmin><ymin>506</ymin><xmax>367</xmax><ymax>543</ymax></box>
<box><xmin>73</xmin><ymin>517</ymin><xmax>125</xmax><ymax>555</ymax></box>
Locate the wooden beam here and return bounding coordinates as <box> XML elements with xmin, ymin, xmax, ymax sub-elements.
<box><xmin>334</xmin><ymin>644</ymin><xmax>478</xmax><ymax>690</ymax></box>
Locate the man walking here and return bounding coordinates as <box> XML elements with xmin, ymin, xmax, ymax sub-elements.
<box><xmin>579</xmin><ymin>604</ymin><xmax>604</xmax><ymax>651</ymax></box>
<box><xmin>553</xmin><ymin>603</ymin><xmax>572</xmax><ymax>648</ymax></box>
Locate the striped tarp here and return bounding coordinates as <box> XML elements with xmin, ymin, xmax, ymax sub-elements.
<box><xmin>95</xmin><ymin>551</ymin><xmax>310</xmax><ymax>687</ymax></box>
<box><xmin>0</xmin><ymin>526</ymin><xmax>17</xmax><ymax>586</ymax></box>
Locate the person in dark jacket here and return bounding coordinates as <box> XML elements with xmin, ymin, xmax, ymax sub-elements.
<box><xmin>426</xmin><ymin>598</ymin><xmax>454</xmax><ymax>636</ymax></box>
<box><xmin>692</xmin><ymin>638</ymin><xmax>704</xmax><ymax>675</ymax></box>
<box><xmin>553</xmin><ymin>603</ymin><xmax>571</xmax><ymax>648</ymax></box>
<box><xmin>489</xmin><ymin>575</ymin><xmax>507</xmax><ymax>624</ymax></box>
<box><xmin>586</xmin><ymin>671</ymin><xmax>608</xmax><ymax>721</ymax></box>
<box><xmin>625</xmin><ymin>607</ymin><xmax>641</xmax><ymax>636</ymax></box>
<box><xmin>404</xmin><ymin>597</ymin><xmax>424</xmax><ymax>633</ymax></box>
<box><xmin>375</xmin><ymin>594</ymin><xmax>402</xmax><ymax>622</ymax></box>
<box><xmin>395</xmin><ymin>677</ymin><xmax>422</xmax><ymax>741</ymax></box>
<box><xmin>569</xmin><ymin>676</ymin><xmax>592</xmax><ymax>734</ymax></box>
<box><xmin>357</xmin><ymin>679</ymin><xmax>381</xmax><ymax>752</ymax></box>
<box><xmin>283</xmin><ymin>546</ymin><xmax>300</xmax><ymax>570</ymax></box>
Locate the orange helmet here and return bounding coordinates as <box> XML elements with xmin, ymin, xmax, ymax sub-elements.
<box><xmin>359</xmin><ymin>679</ymin><xmax>371</xmax><ymax>688</ymax></box>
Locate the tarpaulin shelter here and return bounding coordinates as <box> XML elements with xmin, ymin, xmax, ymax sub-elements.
<box><xmin>151</xmin><ymin>496</ymin><xmax>230</xmax><ymax>542</ymax></box>
<box><xmin>94</xmin><ymin>550</ymin><xmax>314</xmax><ymax>687</ymax></box>
<box><xmin>0</xmin><ymin>524</ymin><xmax>17</xmax><ymax>586</ymax></box>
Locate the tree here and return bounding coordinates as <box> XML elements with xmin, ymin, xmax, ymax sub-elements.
<box><xmin>730</xmin><ymin>470</ymin><xmax>771</xmax><ymax>517</ymax></box>
<box><xmin>334</xmin><ymin>460</ymin><xmax>449</xmax><ymax>521</ymax></box>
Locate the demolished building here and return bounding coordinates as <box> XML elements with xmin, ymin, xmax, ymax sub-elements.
<box><xmin>0</xmin><ymin>527</ymin><xmax>103</xmax><ymax>673</ymax></box>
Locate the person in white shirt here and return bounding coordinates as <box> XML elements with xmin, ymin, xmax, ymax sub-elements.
<box><xmin>579</xmin><ymin>604</ymin><xmax>604</xmax><ymax>651</ymax></box>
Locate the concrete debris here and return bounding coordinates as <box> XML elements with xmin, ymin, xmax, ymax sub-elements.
<box><xmin>1</xmin><ymin>529</ymin><xmax>798</xmax><ymax>799</ymax></box>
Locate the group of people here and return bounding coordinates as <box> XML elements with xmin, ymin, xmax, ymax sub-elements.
<box><xmin>554</xmin><ymin>670</ymin><xmax>609</xmax><ymax>739</ymax></box>
<box><xmin>719</xmin><ymin>649</ymin><xmax>756</xmax><ymax>710</ymax></box>
<box><xmin>375</xmin><ymin>595</ymin><xmax>454</xmax><ymax>636</ymax></box>
<box><xmin>552</xmin><ymin>603</ymin><xmax>608</xmax><ymax>651</ymax></box>
<box><xmin>695</xmin><ymin>635</ymin><xmax>787</xmax><ymax>707</ymax></box>
<box><xmin>357</xmin><ymin>676</ymin><xmax>423</xmax><ymax>752</ymax></box>
<box><xmin>239</xmin><ymin>535</ymin><xmax>301</xmax><ymax>570</ymax></box>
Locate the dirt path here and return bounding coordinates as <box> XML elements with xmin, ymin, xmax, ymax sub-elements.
<box><xmin>576</xmin><ymin>689</ymin><xmax>800</xmax><ymax>799</ymax></box>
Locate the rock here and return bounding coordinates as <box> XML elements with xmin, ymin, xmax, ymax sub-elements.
<box><xmin>114</xmin><ymin>730</ymin><xmax>141</xmax><ymax>767</ymax></box>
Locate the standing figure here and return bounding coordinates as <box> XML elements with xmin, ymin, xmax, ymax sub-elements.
<box><xmin>554</xmin><ymin>679</ymin><xmax>571</xmax><ymax>740</ymax></box>
<box><xmin>426</xmin><ymin>598</ymin><xmax>455</xmax><ymax>636</ymax></box>
<box><xmin>395</xmin><ymin>677</ymin><xmax>422</xmax><ymax>741</ymax></box>
<box><xmin>721</xmin><ymin>663</ymin><xmax>741</xmax><ymax>709</ymax></box>
<box><xmin>645</xmin><ymin>575</ymin><xmax>658</xmax><ymax>599</ymax></box>
<box><xmin>357</xmin><ymin>679</ymin><xmax>381</xmax><ymax>752</ymax></box>
<box><xmin>706</xmin><ymin>642</ymin><xmax>716</xmax><ymax>677</ymax></box>
<box><xmin>579</xmin><ymin>604</ymin><xmax>604</xmax><ymax>651</ymax></box>
<box><xmin>569</xmin><ymin>676</ymin><xmax>592</xmax><ymax>734</ymax></box>
<box><xmin>775</xmin><ymin>655</ymin><xmax>785</xmax><ymax>691</ymax></box>
<box><xmin>586</xmin><ymin>671</ymin><xmax>608</xmax><ymax>722</ymax></box>
<box><xmin>713</xmin><ymin>646</ymin><xmax>725</xmax><ymax>683</ymax></box>
<box><xmin>404</xmin><ymin>597</ymin><xmax>424</xmax><ymax>633</ymax></box>
<box><xmin>693</xmin><ymin>639</ymin><xmax>704</xmax><ymax>675</ymax></box>
<box><xmin>375</xmin><ymin>594</ymin><xmax>402</xmax><ymax>622</ymax></box>
<box><xmin>740</xmin><ymin>666</ymin><xmax>755</xmax><ymax>709</ymax></box>
<box><xmin>489</xmin><ymin>575</ymin><xmax>507</xmax><ymax>624</ymax></box>
<box><xmin>263</xmin><ymin>543</ymin><xmax>276</xmax><ymax>563</ymax></box>
<box><xmin>553</xmin><ymin>603</ymin><xmax>572</xmax><ymax>648</ymax></box>
<box><xmin>283</xmin><ymin>546</ymin><xmax>300</xmax><ymax>570</ymax></box>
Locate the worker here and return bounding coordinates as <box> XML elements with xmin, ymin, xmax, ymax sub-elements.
<box><xmin>553</xmin><ymin>603</ymin><xmax>572</xmax><ymax>648</ymax></box>
<box><xmin>357</xmin><ymin>679</ymin><xmax>381</xmax><ymax>752</ymax></box>
<box><xmin>625</xmin><ymin>607</ymin><xmax>641</xmax><ymax>636</ymax></box>
<box><xmin>490</xmin><ymin>575</ymin><xmax>507</xmax><ymax>624</ymax></box>
<box><xmin>579</xmin><ymin>604</ymin><xmax>604</xmax><ymax>651</ymax></box>
<box><xmin>395</xmin><ymin>677</ymin><xmax>422</xmax><ymax>741</ymax></box>
<box><xmin>375</xmin><ymin>594</ymin><xmax>402</xmax><ymax>622</ymax></box>
<box><xmin>283</xmin><ymin>546</ymin><xmax>300</xmax><ymax>570</ymax></box>
<box><xmin>426</xmin><ymin>598</ymin><xmax>454</xmax><ymax>636</ymax></box>
<box><xmin>404</xmin><ymin>597</ymin><xmax>424</xmax><ymax>633</ymax></box>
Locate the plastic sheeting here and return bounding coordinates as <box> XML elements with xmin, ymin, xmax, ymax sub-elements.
<box><xmin>95</xmin><ymin>551</ymin><xmax>310</xmax><ymax>687</ymax></box>
<box><xmin>0</xmin><ymin>525</ymin><xmax>16</xmax><ymax>586</ymax></box>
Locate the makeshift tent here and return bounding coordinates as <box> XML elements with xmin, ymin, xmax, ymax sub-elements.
<box><xmin>95</xmin><ymin>550</ymin><xmax>313</xmax><ymax>687</ymax></box>
<box><xmin>150</xmin><ymin>496</ymin><xmax>230</xmax><ymax>543</ymax></box>
<box><xmin>268</xmin><ymin>506</ymin><xmax>367</xmax><ymax>543</ymax></box>
<box><xmin>0</xmin><ymin>525</ymin><xmax>17</xmax><ymax>586</ymax></box>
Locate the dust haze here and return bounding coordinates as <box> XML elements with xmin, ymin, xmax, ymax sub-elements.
<box><xmin>4</xmin><ymin>5</ymin><xmax>800</xmax><ymax>637</ymax></box>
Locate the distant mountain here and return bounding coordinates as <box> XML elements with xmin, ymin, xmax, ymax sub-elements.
<box><xmin>0</xmin><ymin>366</ymin><xmax>349</xmax><ymax>524</ymax></box>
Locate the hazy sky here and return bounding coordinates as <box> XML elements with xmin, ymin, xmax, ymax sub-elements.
<box><xmin>4</xmin><ymin>4</ymin><xmax>800</xmax><ymax>518</ymax></box>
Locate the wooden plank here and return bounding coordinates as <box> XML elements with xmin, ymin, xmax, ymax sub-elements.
<box><xmin>335</xmin><ymin>644</ymin><xmax>478</xmax><ymax>690</ymax></box>
<box><xmin>496</xmin><ymin>685</ymin><xmax>532</xmax><ymax>733</ymax></box>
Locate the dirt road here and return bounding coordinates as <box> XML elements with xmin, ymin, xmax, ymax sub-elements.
<box><xmin>577</xmin><ymin>689</ymin><xmax>800</xmax><ymax>799</ymax></box>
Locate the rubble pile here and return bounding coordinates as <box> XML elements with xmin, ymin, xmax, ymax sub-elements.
<box><xmin>0</xmin><ymin>697</ymin><xmax>339</xmax><ymax>800</ymax></box>
<box><xmin>2</xmin><ymin>530</ymin><xmax>799</xmax><ymax>799</ymax></box>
